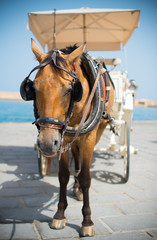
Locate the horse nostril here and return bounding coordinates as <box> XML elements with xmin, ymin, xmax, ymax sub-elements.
<box><xmin>54</xmin><ymin>140</ymin><xmax>58</xmax><ymax>146</ymax></box>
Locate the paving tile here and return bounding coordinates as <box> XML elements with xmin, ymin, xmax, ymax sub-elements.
<box><xmin>42</xmin><ymin>186</ymin><xmax>59</xmax><ymax>196</ymax></box>
<box><xmin>91</xmin><ymin>204</ymin><xmax>122</xmax><ymax>218</ymax></box>
<box><xmin>81</xmin><ymin>231</ymin><xmax>152</xmax><ymax>240</ymax></box>
<box><xmin>127</xmin><ymin>190</ymin><xmax>157</xmax><ymax>201</ymax></box>
<box><xmin>0</xmin><ymin>208</ymin><xmax>54</xmax><ymax>223</ymax></box>
<box><xmin>0</xmin><ymin>163</ymin><xmax>18</xmax><ymax>172</ymax></box>
<box><xmin>0</xmin><ymin>198</ymin><xmax>20</xmax><ymax>209</ymax></box>
<box><xmin>21</xmin><ymin>179</ymin><xmax>52</xmax><ymax>187</ymax></box>
<box><xmin>37</xmin><ymin>220</ymin><xmax>80</xmax><ymax>239</ymax></box>
<box><xmin>147</xmin><ymin>229</ymin><xmax>157</xmax><ymax>238</ymax></box>
<box><xmin>65</xmin><ymin>205</ymin><xmax>84</xmax><ymax>220</ymax></box>
<box><xmin>94</xmin><ymin>218</ymin><xmax>111</xmax><ymax>235</ymax></box>
<box><xmin>0</xmin><ymin>172</ymin><xmax>21</xmax><ymax>183</ymax></box>
<box><xmin>100</xmin><ymin>214</ymin><xmax>157</xmax><ymax>232</ymax></box>
<box><xmin>116</xmin><ymin>201</ymin><xmax>157</xmax><ymax>214</ymax></box>
<box><xmin>0</xmin><ymin>180</ymin><xmax>20</xmax><ymax>188</ymax></box>
<box><xmin>0</xmin><ymin>224</ymin><xmax>13</xmax><ymax>240</ymax></box>
<box><xmin>130</xmin><ymin>178</ymin><xmax>157</xmax><ymax>192</ymax></box>
<box><xmin>90</xmin><ymin>191</ymin><xmax>132</xmax><ymax>204</ymax></box>
<box><xmin>41</xmin><ymin>176</ymin><xmax>59</xmax><ymax>185</ymax></box>
<box><xmin>0</xmin><ymin>223</ymin><xmax>37</xmax><ymax>240</ymax></box>
<box><xmin>24</xmin><ymin>195</ymin><xmax>58</xmax><ymax>208</ymax></box>
<box><xmin>0</xmin><ymin>187</ymin><xmax>42</xmax><ymax>197</ymax></box>
<box><xmin>15</xmin><ymin>165</ymin><xmax>38</xmax><ymax>174</ymax></box>
<box><xmin>130</xmin><ymin>170</ymin><xmax>157</xmax><ymax>182</ymax></box>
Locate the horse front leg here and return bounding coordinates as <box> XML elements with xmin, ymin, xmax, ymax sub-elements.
<box><xmin>71</xmin><ymin>145</ymin><xmax>83</xmax><ymax>201</ymax></box>
<box><xmin>78</xmin><ymin>136</ymin><xmax>96</xmax><ymax>237</ymax></box>
<box><xmin>51</xmin><ymin>152</ymin><xmax>70</xmax><ymax>229</ymax></box>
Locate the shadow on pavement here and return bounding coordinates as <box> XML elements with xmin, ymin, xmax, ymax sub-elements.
<box><xmin>0</xmin><ymin>145</ymin><xmax>59</xmax><ymax>223</ymax></box>
<box><xmin>91</xmin><ymin>170</ymin><xmax>125</xmax><ymax>184</ymax></box>
<box><xmin>0</xmin><ymin>144</ymin><xmax>126</xmax><ymax>225</ymax></box>
<box><xmin>91</xmin><ymin>151</ymin><xmax>126</xmax><ymax>184</ymax></box>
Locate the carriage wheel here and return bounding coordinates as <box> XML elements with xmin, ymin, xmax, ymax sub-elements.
<box><xmin>123</xmin><ymin>121</ymin><xmax>130</xmax><ymax>182</ymax></box>
<box><xmin>38</xmin><ymin>150</ymin><xmax>48</xmax><ymax>177</ymax></box>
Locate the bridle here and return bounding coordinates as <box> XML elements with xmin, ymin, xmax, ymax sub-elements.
<box><xmin>20</xmin><ymin>49</ymin><xmax>83</xmax><ymax>132</ymax></box>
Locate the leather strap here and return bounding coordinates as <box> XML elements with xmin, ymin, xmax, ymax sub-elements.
<box><xmin>51</xmin><ymin>51</ymin><xmax>79</xmax><ymax>80</ymax></box>
<box><xmin>35</xmin><ymin>117</ymin><xmax>65</xmax><ymax>126</ymax></box>
<box><xmin>27</xmin><ymin>57</ymin><xmax>53</xmax><ymax>79</ymax></box>
<box><xmin>59</xmin><ymin>62</ymin><xmax>103</xmax><ymax>156</ymax></box>
<box><xmin>27</xmin><ymin>50</ymin><xmax>78</xmax><ymax>81</ymax></box>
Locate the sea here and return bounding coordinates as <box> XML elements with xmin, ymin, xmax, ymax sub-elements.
<box><xmin>0</xmin><ymin>100</ymin><xmax>157</xmax><ymax>122</ymax></box>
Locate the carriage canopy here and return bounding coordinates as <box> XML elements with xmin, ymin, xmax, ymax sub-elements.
<box><xmin>27</xmin><ymin>7</ymin><xmax>140</xmax><ymax>51</ymax></box>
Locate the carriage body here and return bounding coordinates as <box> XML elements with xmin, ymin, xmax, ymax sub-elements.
<box><xmin>94</xmin><ymin>58</ymin><xmax>138</xmax><ymax>182</ymax></box>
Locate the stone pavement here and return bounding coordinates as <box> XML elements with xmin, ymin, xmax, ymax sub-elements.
<box><xmin>0</xmin><ymin>121</ymin><xmax>157</xmax><ymax>240</ymax></box>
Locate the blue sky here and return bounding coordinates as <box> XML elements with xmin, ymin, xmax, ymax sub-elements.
<box><xmin>0</xmin><ymin>0</ymin><xmax>157</xmax><ymax>101</ymax></box>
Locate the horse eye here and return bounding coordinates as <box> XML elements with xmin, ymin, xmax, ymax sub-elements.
<box><xmin>65</xmin><ymin>85</ymin><xmax>72</xmax><ymax>96</ymax></box>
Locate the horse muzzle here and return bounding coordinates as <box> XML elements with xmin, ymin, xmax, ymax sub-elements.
<box><xmin>37</xmin><ymin>128</ymin><xmax>62</xmax><ymax>157</ymax></box>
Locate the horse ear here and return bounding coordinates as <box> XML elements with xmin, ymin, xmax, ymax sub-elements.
<box><xmin>31</xmin><ymin>38</ymin><xmax>46</xmax><ymax>63</ymax></box>
<box><xmin>68</xmin><ymin>42</ymin><xmax>86</xmax><ymax>64</ymax></box>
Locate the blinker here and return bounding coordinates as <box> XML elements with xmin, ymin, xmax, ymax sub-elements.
<box><xmin>20</xmin><ymin>78</ymin><xmax>35</xmax><ymax>101</ymax></box>
<box><xmin>72</xmin><ymin>79</ymin><xmax>83</xmax><ymax>102</ymax></box>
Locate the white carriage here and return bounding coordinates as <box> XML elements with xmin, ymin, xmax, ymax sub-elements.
<box><xmin>95</xmin><ymin>58</ymin><xmax>138</xmax><ymax>182</ymax></box>
<box><xmin>27</xmin><ymin>7</ymin><xmax>140</xmax><ymax>179</ymax></box>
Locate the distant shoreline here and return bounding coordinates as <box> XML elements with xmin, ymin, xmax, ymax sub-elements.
<box><xmin>0</xmin><ymin>92</ymin><xmax>22</xmax><ymax>101</ymax></box>
<box><xmin>0</xmin><ymin>91</ymin><xmax>157</xmax><ymax>107</ymax></box>
<box><xmin>134</xmin><ymin>99</ymin><xmax>157</xmax><ymax>107</ymax></box>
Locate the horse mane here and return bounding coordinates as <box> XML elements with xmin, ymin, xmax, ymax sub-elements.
<box><xmin>46</xmin><ymin>44</ymin><xmax>79</xmax><ymax>72</ymax></box>
<box><xmin>60</xmin><ymin>44</ymin><xmax>78</xmax><ymax>54</ymax></box>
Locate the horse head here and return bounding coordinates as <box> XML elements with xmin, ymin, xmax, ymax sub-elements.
<box><xmin>31</xmin><ymin>40</ymin><xmax>85</xmax><ymax>157</ymax></box>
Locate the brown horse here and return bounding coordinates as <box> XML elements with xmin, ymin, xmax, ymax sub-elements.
<box><xmin>29</xmin><ymin>40</ymin><xmax>114</xmax><ymax>236</ymax></box>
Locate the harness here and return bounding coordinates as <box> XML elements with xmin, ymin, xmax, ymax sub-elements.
<box><xmin>20</xmin><ymin>50</ymin><xmax>112</xmax><ymax>155</ymax></box>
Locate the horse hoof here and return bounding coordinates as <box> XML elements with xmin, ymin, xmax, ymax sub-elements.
<box><xmin>81</xmin><ymin>225</ymin><xmax>95</xmax><ymax>237</ymax></box>
<box><xmin>76</xmin><ymin>190</ymin><xmax>83</xmax><ymax>201</ymax></box>
<box><xmin>51</xmin><ymin>218</ymin><xmax>66</xmax><ymax>229</ymax></box>
<box><xmin>74</xmin><ymin>188</ymin><xmax>83</xmax><ymax>201</ymax></box>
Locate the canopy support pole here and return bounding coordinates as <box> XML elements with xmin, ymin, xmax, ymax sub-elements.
<box><xmin>83</xmin><ymin>14</ymin><xmax>86</xmax><ymax>43</ymax></box>
<box><xmin>123</xmin><ymin>45</ymin><xmax>128</xmax><ymax>75</ymax></box>
<box><xmin>53</xmin><ymin>8</ymin><xmax>56</xmax><ymax>48</ymax></box>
